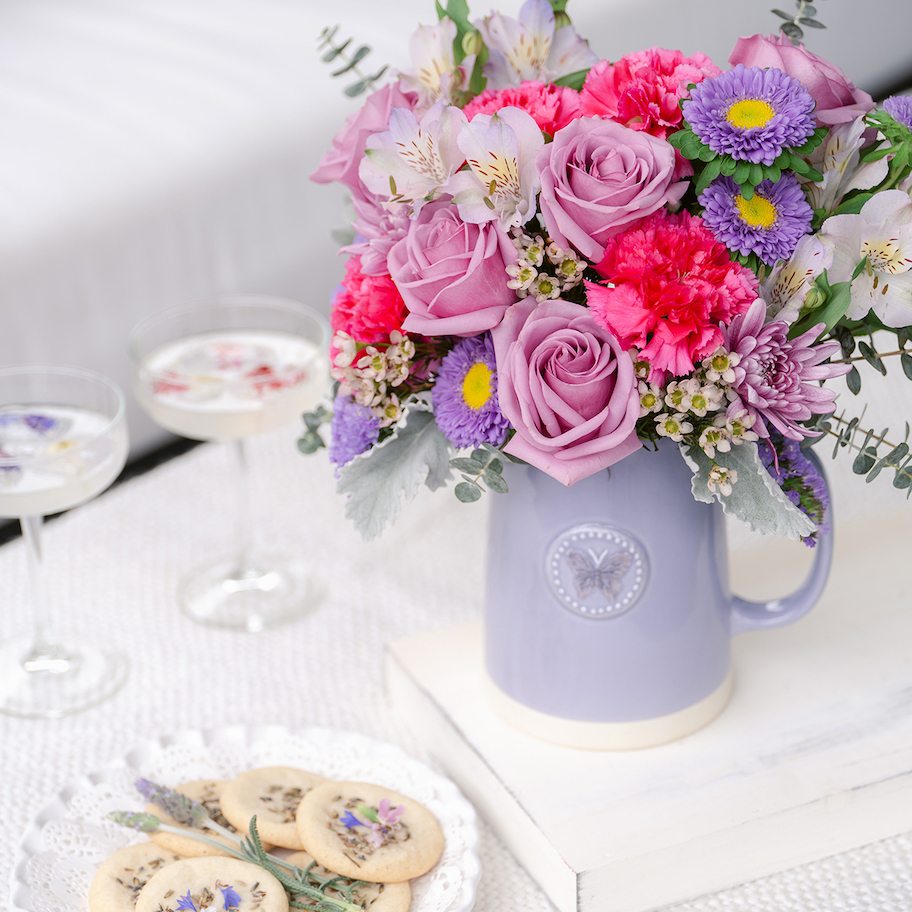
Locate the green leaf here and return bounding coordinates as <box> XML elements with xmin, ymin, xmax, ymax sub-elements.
<box><xmin>322</xmin><ymin>38</ymin><xmax>351</xmax><ymax>61</ymax></box>
<box><xmin>834</xmin><ymin>193</ymin><xmax>874</xmax><ymax>216</ymax></box>
<box><xmin>681</xmin><ymin>443</ymin><xmax>816</xmax><ymax>540</ymax></box>
<box><xmin>740</xmin><ymin>182</ymin><xmax>755</xmax><ymax>201</ymax></box>
<box><xmin>486</xmin><ymin>457</ymin><xmax>504</xmax><ymax>475</ymax></box>
<box><xmin>901</xmin><ymin>352</ymin><xmax>912</xmax><ymax>381</ymax></box>
<box><xmin>788</xmin><ymin>273</ymin><xmax>853</xmax><ymax>339</ymax></box>
<box><xmin>336</xmin><ymin>408</ymin><xmax>453</xmax><ymax>540</ymax></box>
<box><xmin>771</xmin><ymin>8</ymin><xmax>795</xmax><ymax>19</ymax></box>
<box><xmin>552</xmin><ymin>68</ymin><xmax>591</xmax><ymax>90</ymax></box>
<box><xmin>455</xmin><ymin>481</ymin><xmax>482</xmax><ymax>502</ymax></box>
<box><xmin>858</xmin><ymin>340</ymin><xmax>887</xmax><ymax>375</ymax></box>
<box><xmin>749</xmin><ymin>162</ymin><xmax>766</xmax><ymax>185</ymax></box>
<box><xmin>833</xmin><ymin>324</ymin><xmax>855</xmax><ymax>359</ymax></box>
<box><xmin>450</xmin><ymin>456</ymin><xmax>485</xmax><ymax>474</ymax></box>
<box><xmin>851</xmin><ymin>256</ymin><xmax>869</xmax><ymax>281</ymax></box>
<box><xmin>332</xmin><ymin>45</ymin><xmax>371</xmax><ymax>75</ymax></box>
<box><xmin>799</xmin><ymin>17</ymin><xmax>826</xmax><ymax>28</ymax></box>
<box><xmin>482</xmin><ymin>470</ymin><xmax>509</xmax><ymax>493</ymax></box>
<box><xmin>297</xmin><ymin>432</ymin><xmax>325</xmax><ymax>455</ymax></box>
<box><xmin>732</xmin><ymin>160</ymin><xmax>752</xmax><ymax>184</ymax></box>
<box><xmin>846</xmin><ymin>365</ymin><xmax>862</xmax><ymax>394</ymax></box>
<box><xmin>781</xmin><ymin>22</ymin><xmax>803</xmax><ymax>40</ymax></box>
<box><xmin>867</xmin><ymin>442</ymin><xmax>909</xmax><ymax>482</ymax></box>
<box><xmin>893</xmin><ymin>458</ymin><xmax>912</xmax><ymax>489</ymax></box>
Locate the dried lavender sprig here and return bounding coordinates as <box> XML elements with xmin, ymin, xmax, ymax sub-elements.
<box><xmin>133</xmin><ymin>778</ymin><xmax>236</xmax><ymax>842</ymax></box>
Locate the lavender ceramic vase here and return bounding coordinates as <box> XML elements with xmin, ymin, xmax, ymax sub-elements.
<box><xmin>483</xmin><ymin>442</ymin><xmax>833</xmax><ymax>749</ymax></box>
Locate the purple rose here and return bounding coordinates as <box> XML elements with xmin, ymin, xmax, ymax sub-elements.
<box><xmin>536</xmin><ymin>117</ymin><xmax>687</xmax><ymax>263</ymax></box>
<box><xmin>491</xmin><ymin>297</ymin><xmax>642</xmax><ymax>486</ymax></box>
<box><xmin>728</xmin><ymin>34</ymin><xmax>874</xmax><ymax>127</ymax></box>
<box><xmin>310</xmin><ymin>81</ymin><xmax>419</xmax><ymax>199</ymax></box>
<box><xmin>389</xmin><ymin>199</ymin><xmax>519</xmax><ymax>337</ymax></box>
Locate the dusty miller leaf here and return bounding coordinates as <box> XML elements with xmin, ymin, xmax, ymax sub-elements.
<box><xmin>681</xmin><ymin>443</ymin><xmax>816</xmax><ymax>540</ymax></box>
<box><xmin>336</xmin><ymin>409</ymin><xmax>453</xmax><ymax>540</ymax></box>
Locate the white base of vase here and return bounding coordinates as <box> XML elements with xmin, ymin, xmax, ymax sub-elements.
<box><xmin>483</xmin><ymin>669</ymin><xmax>734</xmax><ymax>750</ymax></box>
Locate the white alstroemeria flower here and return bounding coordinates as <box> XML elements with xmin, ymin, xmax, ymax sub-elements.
<box><xmin>819</xmin><ymin>189</ymin><xmax>912</xmax><ymax>326</ymax></box>
<box><xmin>399</xmin><ymin>19</ymin><xmax>475</xmax><ymax>110</ymax></box>
<box><xmin>474</xmin><ymin>0</ymin><xmax>597</xmax><ymax>89</ymax></box>
<box><xmin>359</xmin><ymin>102</ymin><xmax>467</xmax><ymax>216</ymax></box>
<box><xmin>805</xmin><ymin>117</ymin><xmax>889</xmax><ymax>213</ymax></box>
<box><xmin>761</xmin><ymin>234</ymin><xmax>834</xmax><ymax>324</ymax></box>
<box><xmin>448</xmin><ymin>107</ymin><xmax>544</xmax><ymax>229</ymax></box>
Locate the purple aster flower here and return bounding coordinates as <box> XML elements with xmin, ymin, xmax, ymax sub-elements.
<box><xmin>699</xmin><ymin>174</ymin><xmax>813</xmax><ymax>265</ymax></box>
<box><xmin>759</xmin><ymin>433</ymin><xmax>830</xmax><ymax>547</ymax></box>
<box><xmin>432</xmin><ymin>333</ymin><xmax>512</xmax><ymax>448</ymax></box>
<box><xmin>884</xmin><ymin>95</ymin><xmax>912</xmax><ymax>132</ymax></box>
<box><xmin>722</xmin><ymin>298</ymin><xmax>849</xmax><ymax>442</ymax></box>
<box><xmin>683</xmin><ymin>64</ymin><xmax>817</xmax><ymax>165</ymax></box>
<box><xmin>328</xmin><ymin>394</ymin><xmax>380</xmax><ymax>472</ymax></box>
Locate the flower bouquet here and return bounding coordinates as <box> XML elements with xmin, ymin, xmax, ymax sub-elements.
<box><xmin>303</xmin><ymin>0</ymin><xmax>912</xmax><ymax>541</ymax></box>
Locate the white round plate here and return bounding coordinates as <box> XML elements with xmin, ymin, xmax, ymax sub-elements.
<box><xmin>10</xmin><ymin>724</ymin><xmax>480</xmax><ymax>912</ymax></box>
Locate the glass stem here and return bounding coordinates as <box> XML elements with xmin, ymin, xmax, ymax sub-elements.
<box><xmin>19</xmin><ymin>514</ymin><xmax>72</xmax><ymax>673</ymax></box>
<box><xmin>231</xmin><ymin>439</ymin><xmax>256</xmax><ymax>575</ymax></box>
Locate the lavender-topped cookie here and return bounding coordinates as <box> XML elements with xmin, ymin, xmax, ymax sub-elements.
<box><xmin>295</xmin><ymin>781</ymin><xmax>444</xmax><ymax>883</ymax></box>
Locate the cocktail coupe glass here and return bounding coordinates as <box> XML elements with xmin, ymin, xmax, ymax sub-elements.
<box><xmin>0</xmin><ymin>366</ymin><xmax>129</xmax><ymax>718</ymax></box>
<box><xmin>129</xmin><ymin>295</ymin><xmax>330</xmax><ymax>633</ymax></box>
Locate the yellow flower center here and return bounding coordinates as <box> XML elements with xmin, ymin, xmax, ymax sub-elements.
<box><xmin>726</xmin><ymin>98</ymin><xmax>776</xmax><ymax>129</ymax></box>
<box><xmin>462</xmin><ymin>362</ymin><xmax>493</xmax><ymax>410</ymax></box>
<box><xmin>736</xmin><ymin>193</ymin><xmax>778</xmax><ymax>229</ymax></box>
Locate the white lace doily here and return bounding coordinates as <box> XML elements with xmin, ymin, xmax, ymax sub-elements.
<box><xmin>10</xmin><ymin>725</ymin><xmax>480</xmax><ymax>912</ymax></box>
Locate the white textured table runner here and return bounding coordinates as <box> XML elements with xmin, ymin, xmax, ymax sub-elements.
<box><xmin>2</xmin><ymin>424</ymin><xmax>912</xmax><ymax>912</ymax></box>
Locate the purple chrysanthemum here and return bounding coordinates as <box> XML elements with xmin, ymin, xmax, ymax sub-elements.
<box><xmin>759</xmin><ymin>433</ymin><xmax>830</xmax><ymax>547</ymax></box>
<box><xmin>884</xmin><ymin>94</ymin><xmax>912</xmax><ymax>132</ymax></box>
<box><xmin>682</xmin><ymin>64</ymin><xmax>817</xmax><ymax>165</ymax></box>
<box><xmin>699</xmin><ymin>174</ymin><xmax>813</xmax><ymax>265</ymax></box>
<box><xmin>722</xmin><ymin>298</ymin><xmax>849</xmax><ymax>442</ymax></box>
<box><xmin>432</xmin><ymin>333</ymin><xmax>512</xmax><ymax>448</ymax></box>
<box><xmin>328</xmin><ymin>394</ymin><xmax>380</xmax><ymax>471</ymax></box>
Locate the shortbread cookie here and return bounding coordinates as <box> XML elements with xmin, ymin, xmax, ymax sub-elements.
<box><xmin>285</xmin><ymin>851</ymin><xmax>410</xmax><ymax>912</ymax></box>
<box><xmin>134</xmin><ymin>856</ymin><xmax>288</xmax><ymax>912</ymax></box>
<box><xmin>295</xmin><ymin>780</ymin><xmax>444</xmax><ymax>883</ymax></box>
<box><xmin>89</xmin><ymin>841</ymin><xmax>184</xmax><ymax>912</ymax></box>
<box><xmin>146</xmin><ymin>779</ymin><xmax>270</xmax><ymax>858</ymax></box>
<box><xmin>220</xmin><ymin>766</ymin><xmax>328</xmax><ymax>850</ymax></box>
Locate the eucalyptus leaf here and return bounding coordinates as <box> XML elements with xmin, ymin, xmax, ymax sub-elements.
<box><xmin>901</xmin><ymin>352</ymin><xmax>912</xmax><ymax>380</ymax></box>
<box><xmin>450</xmin><ymin>457</ymin><xmax>485</xmax><ymax>473</ymax></box>
<box><xmin>455</xmin><ymin>481</ymin><xmax>482</xmax><ymax>502</ymax></box>
<box><xmin>336</xmin><ymin>409</ymin><xmax>453</xmax><ymax>540</ymax></box>
<box><xmin>799</xmin><ymin>17</ymin><xmax>826</xmax><ymax>27</ymax></box>
<box><xmin>846</xmin><ymin>366</ymin><xmax>861</xmax><ymax>394</ymax></box>
<box><xmin>486</xmin><ymin>457</ymin><xmax>504</xmax><ymax>475</ymax></box>
<box><xmin>331</xmin><ymin>45</ymin><xmax>371</xmax><ymax>76</ymax></box>
<box><xmin>858</xmin><ymin>340</ymin><xmax>887</xmax><ymax>375</ymax></box>
<box><xmin>482</xmin><ymin>470</ymin><xmax>509</xmax><ymax>494</ymax></box>
<box><xmin>853</xmin><ymin>445</ymin><xmax>877</xmax><ymax>474</ymax></box>
<box><xmin>681</xmin><ymin>443</ymin><xmax>816</xmax><ymax>540</ymax></box>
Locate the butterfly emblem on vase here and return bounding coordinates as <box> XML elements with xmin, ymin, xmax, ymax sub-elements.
<box><xmin>565</xmin><ymin>548</ymin><xmax>632</xmax><ymax>601</ymax></box>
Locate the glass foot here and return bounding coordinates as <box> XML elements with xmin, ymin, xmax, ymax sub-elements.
<box><xmin>0</xmin><ymin>637</ymin><xmax>128</xmax><ymax>718</ymax></box>
<box><xmin>177</xmin><ymin>554</ymin><xmax>323</xmax><ymax>632</ymax></box>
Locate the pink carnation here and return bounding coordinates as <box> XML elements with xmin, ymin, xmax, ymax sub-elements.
<box><xmin>585</xmin><ymin>211</ymin><xmax>758</xmax><ymax>380</ymax></box>
<box><xmin>462</xmin><ymin>80</ymin><xmax>582</xmax><ymax>136</ymax></box>
<box><xmin>580</xmin><ymin>49</ymin><xmax>721</xmax><ymax>139</ymax></box>
<box><xmin>331</xmin><ymin>255</ymin><xmax>407</xmax><ymax>346</ymax></box>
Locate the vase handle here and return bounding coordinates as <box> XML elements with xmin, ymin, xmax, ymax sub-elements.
<box><xmin>730</xmin><ymin>449</ymin><xmax>833</xmax><ymax>636</ymax></box>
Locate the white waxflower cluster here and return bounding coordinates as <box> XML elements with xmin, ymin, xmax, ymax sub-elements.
<box><xmin>331</xmin><ymin>330</ymin><xmax>416</xmax><ymax>427</ymax></box>
<box><xmin>635</xmin><ymin>348</ymin><xmax>759</xmax><ymax>465</ymax></box>
<box><xmin>506</xmin><ymin>230</ymin><xmax>586</xmax><ymax>303</ymax></box>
